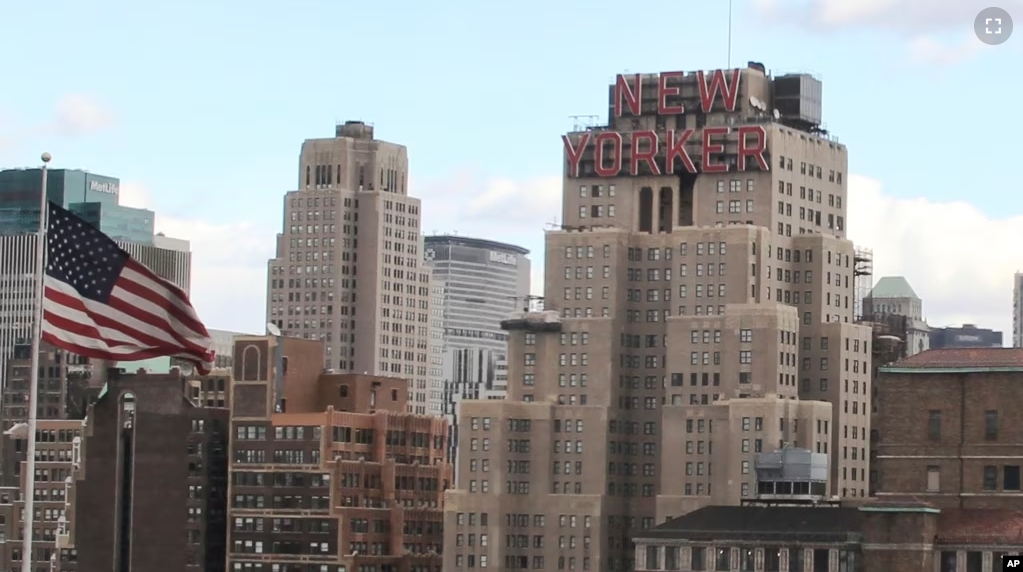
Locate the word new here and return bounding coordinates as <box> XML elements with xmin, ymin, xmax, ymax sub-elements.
<box><xmin>562</xmin><ymin>126</ymin><xmax>769</xmax><ymax>178</ymax></box>
<box><xmin>615</xmin><ymin>69</ymin><xmax>742</xmax><ymax>116</ymax></box>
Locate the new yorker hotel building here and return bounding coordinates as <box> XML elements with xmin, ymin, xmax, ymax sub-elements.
<box><xmin>444</xmin><ymin>63</ymin><xmax>873</xmax><ymax>571</ymax></box>
<box><xmin>266</xmin><ymin>121</ymin><xmax>438</xmax><ymax>415</ymax></box>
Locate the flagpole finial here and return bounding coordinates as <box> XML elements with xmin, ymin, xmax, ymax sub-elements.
<box><xmin>41</xmin><ymin>152</ymin><xmax>51</xmax><ymax>163</ymax></box>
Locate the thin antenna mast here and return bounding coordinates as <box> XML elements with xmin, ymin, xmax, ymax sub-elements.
<box><xmin>727</xmin><ymin>0</ymin><xmax>733</xmax><ymax>68</ymax></box>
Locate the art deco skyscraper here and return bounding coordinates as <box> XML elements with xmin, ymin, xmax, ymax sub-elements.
<box><xmin>266</xmin><ymin>121</ymin><xmax>438</xmax><ymax>414</ymax></box>
<box><xmin>444</xmin><ymin>63</ymin><xmax>872</xmax><ymax>571</ymax></box>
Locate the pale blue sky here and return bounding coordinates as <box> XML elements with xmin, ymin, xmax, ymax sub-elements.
<box><xmin>2</xmin><ymin>0</ymin><xmax>1021</xmax><ymax>335</ymax></box>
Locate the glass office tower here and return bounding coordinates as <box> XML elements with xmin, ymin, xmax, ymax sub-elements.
<box><xmin>0</xmin><ymin>169</ymin><xmax>154</xmax><ymax>243</ymax></box>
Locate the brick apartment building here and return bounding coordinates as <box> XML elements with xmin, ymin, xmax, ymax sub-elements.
<box><xmin>0</xmin><ymin>419</ymin><xmax>83</xmax><ymax>571</ymax></box>
<box><xmin>59</xmin><ymin>369</ymin><xmax>230</xmax><ymax>571</ymax></box>
<box><xmin>875</xmin><ymin>347</ymin><xmax>1023</xmax><ymax>509</ymax></box>
<box><xmin>226</xmin><ymin>335</ymin><xmax>450</xmax><ymax>572</ymax></box>
<box><xmin>190</xmin><ymin>370</ymin><xmax>232</xmax><ymax>409</ymax></box>
<box><xmin>445</xmin><ymin>62</ymin><xmax>872</xmax><ymax>570</ymax></box>
<box><xmin>0</xmin><ymin>344</ymin><xmax>92</xmax><ymax>434</ymax></box>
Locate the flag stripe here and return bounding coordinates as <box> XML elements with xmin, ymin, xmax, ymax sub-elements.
<box><xmin>45</xmin><ymin>279</ymin><xmax>197</xmax><ymax>354</ymax></box>
<box><xmin>121</xmin><ymin>260</ymin><xmax>209</xmax><ymax>336</ymax></box>
<box><xmin>125</xmin><ymin>257</ymin><xmax>193</xmax><ymax>305</ymax></box>
<box><xmin>43</xmin><ymin>285</ymin><xmax>212</xmax><ymax>369</ymax></box>
<box><xmin>45</xmin><ymin>277</ymin><xmax>210</xmax><ymax>357</ymax></box>
<box><xmin>105</xmin><ymin>281</ymin><xmax>209</xmax><ymax>353</ymax></box>
<box><xmin>42</xmin><ymin>331</ymin><xmax>204</xmax><ymax>363</ymax></box>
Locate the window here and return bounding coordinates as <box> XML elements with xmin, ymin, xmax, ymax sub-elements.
<box><xmin>939</xmin><ymin>551</ymin><xmax>957</xmax><ymax>572</ymax></box>
<box><xmin>646</xmin><ymin>546</ymin><xmax>660</xmax><ymax>570</ymax></box>
<box><xmin>812</xmin><ymin>549</ymin><xmax>829</xmax><ymax>572</ymax></box>
<box><xmin>985</xmin><ymin>410</ymin><xmax>998</xmax><ymax>440</ymax></box>
<box><xmin>837</xmin><ymin>550</ymin><xmax>856</xmax><ymax>572</ymax></box>
<box><xmin>740</xmin><ymin>548</ymin><xmax>754</xmax><ymax>572</ymax></box>
<box><xmin>739</xmin><ymin>329</ymin><xmax>752</xmax><ymax>343</ymax></box>
<box><xmin>665</xmin><ymin>546</ymin><xmax>679</xmax><ymax>570</ymax></box>
<box><xmin>715</xmin><ymin>547</ymin><xmax>731</xmax><ymax>571</ymax></box>
<box><xmin>789</xmin><ymin>548</ymin><xmax>804</xmax><ymax>572</ymax></box>
<box><xmin>1004</xmin><ymin>465</ymin><xmax>1021</xmax><ymax>491</ymax></box>
<box><xmin>964</xmin><ymin>552</ymin><xmax>982</xmax><ymax>572</ymax></box>
<box><xmin>691</xmin><ymin>547</ymin><xmax>706</xmax><ymax>571</ymax></box>
<box><xmin>926</xmin><ymin>466</ymin><xmax>940</xmax><ymax>492</ymax></box>
<box><xmin>927</xmin><ymin>410</ymin><xmax>941</xmax><ymax>441</ymax></box>
<box><xmin>983</xmin><ymin>465</ymin><xmax>998</xmax><ymax>490</ymax></box>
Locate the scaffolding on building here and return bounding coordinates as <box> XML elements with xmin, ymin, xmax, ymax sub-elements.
<box><xmin>853</xmin><ymin>248</ymin><xmax>873</xmax><ymax>322</ymax></box>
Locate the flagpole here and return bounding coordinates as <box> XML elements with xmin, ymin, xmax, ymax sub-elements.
<box><xmin>22</xmin><ymin>152</ymin><xmax>50</xmax><ymax>572</ymax></box>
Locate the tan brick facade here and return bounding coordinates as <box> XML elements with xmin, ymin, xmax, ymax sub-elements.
<box><xmin>875</xmin><ymin>349</ymin><xmax>1023</xmax><ymax>510</ymax></box>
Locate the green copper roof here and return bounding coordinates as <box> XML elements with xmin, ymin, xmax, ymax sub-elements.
<box><xmin>868</xmin><ymin>276</ymin><xmax>919</xmax><ymax>299</ymax></box>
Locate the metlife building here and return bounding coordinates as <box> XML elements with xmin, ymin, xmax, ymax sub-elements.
<box><xmin>424</xmin><ymin>235</ymin><xmax>530</xmax><ymax>465</ymax></box>
<box><xmin>0</xmin><ymin>169</ymin><xmax>154</xmax><ymax>242</ymax></box>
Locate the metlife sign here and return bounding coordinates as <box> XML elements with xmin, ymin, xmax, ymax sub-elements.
<box><xmin>489</xmin><ymin>251</ymin><xmax>517</xmax><ymax>266</ymax></box>
<box><xmin>89</xmin><ymin>179</ymin><xmax>119</xmax><ymax>195</ymax></box>
<box><xmin>84</xmin><ymin>174</ymin><xmax>120</xmax><ymax>197</ymax></box>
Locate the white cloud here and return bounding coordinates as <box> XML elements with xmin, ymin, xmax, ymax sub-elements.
<box><xmin>754</xmin><ymin>0</ymin><xmax>1018</xmax><ymax>33</ymax></box>
<box><xmin>157</xmin><ymin>217</ymin><xmax>272</xmax><ymax>334</ymax></box>
<box><xmin>753</xmin><ymin>0</ymin><xmax>1019</xmax><ymax>66</ymax></box>
<box><xmin>0</xmin><ymin>96</ymin><xmax>114</xmax><ymax>161</ymax></box>
<box><xmin>416</xmin><ymin>174</ymin><xmax>562</xmax><ymax>298</ymax></box>
<box><xmin>118</xmin><ymin>175</ymin><xmax>563</xmax><ymax>335</ymax></box>
<box><xmin>847</xmin><ymin>174</ymin><xmax>1020</xmax><ymax>336</ymax></box>
<box><xmin>116</xmin><ymin>182</ymin><xmax>153</xmax><ymax>210</ymax></box>
<box><xmin>907</xmin><ymin>34</ymin><xmax>986</xmax><ymax>66</ymax></box>
<box><xmin>124</xmin><ymin>170</ymin><xmax>1017</xmax><ymax>343</ymax></box>
<box><xmin>417</xmin><ymin>174</ymin><xmax>562</xmax><ymax>233</ymax></box>
<box><xmin>117</xmin><ymin>182</ymin><xmax>274</xmax><ymax>334</ymax></box>
<box><xmin>49</xmin><ymin>94</ymin><xmax>114</xmax><ymax>137</ymax></box>
<box><xmin>419</xmin><ymin>172</ymin><xmax>1021</xmax><ymax>336</ymax></box>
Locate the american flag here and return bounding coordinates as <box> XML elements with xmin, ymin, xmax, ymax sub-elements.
<box><xmin>41</xmin><ymin>202</ymin><xmax>215</xmax><ymax>374</ymax></box>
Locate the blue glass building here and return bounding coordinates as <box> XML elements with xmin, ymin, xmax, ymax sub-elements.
<box><xmin>0</xmin><ymin>168</ymin><xmax>154</xmax><ymax>243</ymax></box>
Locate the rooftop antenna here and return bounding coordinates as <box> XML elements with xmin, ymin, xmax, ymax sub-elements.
<box><xmin>727</xmin><ymin>0</ymin><xmax>733</xmax><ymax>68</ymax></box>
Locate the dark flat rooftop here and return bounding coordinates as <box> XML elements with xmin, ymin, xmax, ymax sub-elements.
<box><xmin>642</xmin><ymin>506</ymin><xmax>862</xmax><ymax>543</ymax></box>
